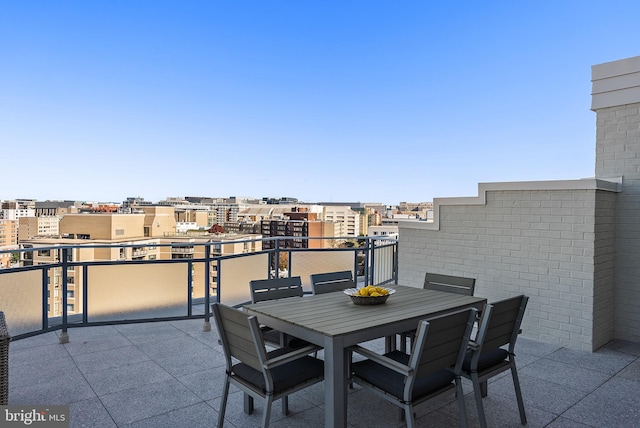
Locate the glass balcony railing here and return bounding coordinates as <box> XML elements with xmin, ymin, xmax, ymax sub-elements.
<box><xmin>0</xmin><ymin>235</ymin><xmax>398</xmax><ymax>341</ymax></box>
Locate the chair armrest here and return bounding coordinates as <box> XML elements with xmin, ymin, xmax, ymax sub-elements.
<box><xmin>263</xmin><ymin>344</ymin><xmax>322</xmax><ymax>369</ymax></box>
<box><xmin>350</xmin><ymin>345</ymin><xmax>412</xmax><ymax>376</ymax></box>
<box><xmin>467</xmin><ymin>340</ymin><xmax>481</xmax><ymax>352</ymax></box>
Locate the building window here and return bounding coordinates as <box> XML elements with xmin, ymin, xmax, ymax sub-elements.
<box><xmin>38</xmin><ymin>249</ymin><xmax>50</xmax><ymax>257</ymax></box>
<box><xmin>115</xmin><ymin>229</ymin><xmax>124</xmax><ymax>236</ymax></box>
<box><xmin>67</xmin><ymin>290</ymin><xmax>74</xmax><ymax>299</ymax></box>
<box><xmin>67</xmin><ymin>304</ymin><xmax>74</xmax><ymax>312</ymax></box>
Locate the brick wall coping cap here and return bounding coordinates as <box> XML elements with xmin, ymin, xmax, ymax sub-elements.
<box><xmin>399</xmin><ymin>177</ymin><xmax>621</xmax><ymax>231</ymax></box>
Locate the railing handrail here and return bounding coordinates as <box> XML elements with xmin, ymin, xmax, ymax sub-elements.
<box><xmin>0</xmin><ymin>234</ymin><xmax>397</xmax><ymax>255</ymax></box>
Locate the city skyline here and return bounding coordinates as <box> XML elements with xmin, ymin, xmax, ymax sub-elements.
<box><xmin>2</xmin><ymin>2</ymin><xmax>640</xmax><ymax>205</ymax></box>
<box><xmin>1</xmin><ymin>195</ymin><xmax>419</xmax><ymax>208</ymax></box>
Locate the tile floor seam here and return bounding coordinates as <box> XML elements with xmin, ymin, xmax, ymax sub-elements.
<box><xmin>554</xmin><ymin>388</ymin><xmax>602</xmax><ymax>428</ymax></box>
<box><xmin>64</xmin><ymin>349</ymin><xmax>124</xmax><ymax>428</ymax></box>
<box><xmin>122</xmin><ymin>399</ymin><xmax>216</xmax><ymax>428</ymax></box>
<box><xmin>529</xmin><ymin>356</ymin><xmax>614</xmax><ymax>390</ymax></box>
<box><xmin>550</xmin><ymin>358</ymin><xmax>638</xmax><ymax>427</ymax></box>
<box><xmin>93</xmin><ymin>396</ymin><xmax>121</xmax><ymax>428</ymax></box>
<box><xmin>544</xmin><ymin>413</ymin><xmax>598</xmax><ymax>428</ymax></box>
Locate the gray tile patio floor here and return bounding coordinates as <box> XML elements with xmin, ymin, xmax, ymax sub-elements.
<box><xmin>7</xmin><ymin>317</ymin><xmax>640</xmax><ymax>427</ymax></box>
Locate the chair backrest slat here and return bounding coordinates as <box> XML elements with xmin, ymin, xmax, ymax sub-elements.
<box><xmin>212</xmin><ymin>303</ymin><xmax>264</xmax><ymax>371</ymax></box>
<box><xmin>424</xmin><ymin>273</ymin><xmax>476</xmax><ymax>296</ymax></box>
<box><xmin>479</xmin><ymin>295</ymin><xmax>528</xmax><ymax>352</ymax></box>
<box><xmin>250</xmin><ymin>276</ymin><xmax>303</xmax><ymax>303</ymax></box>
<box><xmin>411</xmin><ymin>308</ymin><xmax>477</xmax><ymax>378</ymax></box>
<box><xmin>310</xmin><ymin>271</ymin><xmax>355</xmax><ymax>294</ymax></box>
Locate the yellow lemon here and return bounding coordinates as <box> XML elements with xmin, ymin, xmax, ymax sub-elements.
<box><xmin>379</xmin><ymin>288</ymin><xmax>389</xmax><ymax>295</ymax></box>
<box><xmin>358</xmin><ymin>288</ymin><xmax>369</xmax><ymax>297</ymax></box>
<box><xmin>370</xmin><ymin>292</ymin><xmax>381</xmax><ymax>297</ymax></box>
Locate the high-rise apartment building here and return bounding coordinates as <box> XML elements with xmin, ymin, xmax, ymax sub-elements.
<box><xmin>0</xmin><ymin>206</ymin><xmax>35</xmax><ymax>220</ymax></box>
<box><xmin>322</xmin><ymin>205</ymin><xmax>360</xmax><ymax>237</ymax></box>
<box><xmin>260</xmin><ymin>209</ymin><xmax>331</xmax><ymax>249</ymax></box>
<box><xmin>0</xmin><ymin>220</ymin><xmax>18</xmax><ymax>268</ymax></box>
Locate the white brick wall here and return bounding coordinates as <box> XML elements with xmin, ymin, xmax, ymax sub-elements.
<box><xmin>595</xmin><ymin>102</ymin><xmax>640</xmax><ymax>344</ymax></box>
<box><xmin>399</xmin><ymin>187</ymin><xmax>616</xmax><ymax>351</ymax></box>
<box><xmin>593</xmin><ymin>190</ymin><xmax>616</xmax><ymax>349</ymax></box>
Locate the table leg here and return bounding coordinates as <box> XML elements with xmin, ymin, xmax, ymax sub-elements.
<box><xmin>244</xmin><ymin>394</ymin><xmax>254</xmax><ymax>414</ymax></box>
<box><xmin>385</xmin><ymin>334</ymin><xmax>397</xmax><ymax>352</ymax></box>
<box><xmin>324</xmin><ymin>338</ymin><xmax>348</xmax><ymax>428</ymax></box>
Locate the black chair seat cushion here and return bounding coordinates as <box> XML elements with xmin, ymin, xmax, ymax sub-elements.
<box><xmin>463</xmin><ymin>348</ymin><xmax>509</xmax><ymax>372</ymax></box>
<box><xmin>232</xmin><ymin>348</ymin><xmax>323</xmax><ymax>394</ymax></box>
<box><xmin>261</xmin><ymin>327</ymin><xmax>281</xmax><ymax>345</ymax></box>
<box><xmin>261</xmin><ymin>327</ymin><xmax>311</xmax><ymax>349</ymax></box>
<box><xmin>351</xmin><ymin>350</ymin><xmax>455</xmax><ymax>401</ymax></box>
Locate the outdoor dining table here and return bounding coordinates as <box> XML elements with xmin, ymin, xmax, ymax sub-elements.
<box><xmin>244</xmin><ymin>284</ymin><xmax>487</xmax><ymax>428</ymax></box>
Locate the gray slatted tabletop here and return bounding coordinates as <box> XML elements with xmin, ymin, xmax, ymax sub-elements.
<box><xmin>244</xmin><ymin>285</ymin><xmax>486</xmax><ymax>428</ymax></box>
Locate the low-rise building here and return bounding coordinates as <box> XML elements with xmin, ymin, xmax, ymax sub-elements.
<box><xmin>18</xmin><ymin>216</ymin><xmax>61</xmax><ymax>241</ymax></box>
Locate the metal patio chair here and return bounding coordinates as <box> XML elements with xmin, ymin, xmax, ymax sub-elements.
<box><xmin>462</xmin><ymin>294</ymin><xmax>529</xmax><ymax>428</ymax></box>
<box><xmin>349</xmin><ymin>307</ymin><xmax>478</xmax><ymax>428</ymax></box>
<box><xmin>212</xmin><ymin>303</ymin><xmax>324</xmax><ymax>428</ymax></box>
<box><xmin>399</xmin><ymin>273</ymin><xmax>477</xmax><ymax>352</ymax></box>
<box><xmin>423</xmin><ymin>272</ymin><xmax>476</xmax><ymax>296</ymax></box>
<box><xmin>250</xmin><ymin>276</ymin><xmax>308</xmax><ymax>348</ymax></box>
<box><xmin>310</xmin><ymin>270</ymin><xmax>355</xmax><ymax>294</ymax></box>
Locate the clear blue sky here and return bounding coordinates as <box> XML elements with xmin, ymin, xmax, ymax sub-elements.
<box><xmin>2</xmin><ymin>1</ymin><xmax>640</xmax><ymax>205</ymax></box>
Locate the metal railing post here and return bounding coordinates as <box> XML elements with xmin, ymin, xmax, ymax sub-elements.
<box><xmin>362</xmin><ymin>238</ymin><xmax>371</xmax><ymax>286</ymax></box>
<box><xmin>216</xmin><ymin>255</ymin><xmax>222</xmax><ymax>304</ymax></box>
<box><xmin>369</xmin><ymin>237</ymin><xmax>375</xmax><ymax>285</ymax></box>
<box><xmin>41</xmin><ymin>268</ymin><xmax>48</xmax><ymax>331</ymax></box>
<box><xmin>59</xmin><ymin>248</ymin><xmax>69</xmax><ymax>344</ymax></box>
<box><xmin>187</xmin><ymin>260</ymin><xmax>193</xmax><ymax>318</ymax></box>
<box><xmin>82</xmin><ymin>262</ymin><xmax>89</xmax><ymax>324</ymax></box>
<box><xmin>394</xmin><ymin>239</ymin><xmax>399</xmax><ymax>284</ymax></box>
<box><xmin>274</xmin><ymin>239</ymin><xmax>280</xmax><ymax>279</ymax></box>
<box><xmin>203</xmin><ymin>245</ymin><xmax>211</xmax><ymax>331</ymax></box>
